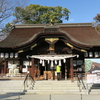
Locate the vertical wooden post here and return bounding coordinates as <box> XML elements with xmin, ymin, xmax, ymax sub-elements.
<box><xmin>19</xmin><ymin>59</ymin><xmax>23</xmax><ymax>74</ymax></box>
<box><xmin>70</xmin><ymin>58</ymin><xmax>74</xmax><ymax>82</ymax></box>
<box><xmin>31</xmin><ymin>58</ymin><xmax>35</xmax><ymax>79</ymax></box>
<box><xmin>19</xmin><ymin>65</ymin><xmax>22</xmax><ymax>73</ymax></box>
<box><xmin>4</xmin><ymin>61</ymin><xmax>8</xmax><ymax>75</ymax></box>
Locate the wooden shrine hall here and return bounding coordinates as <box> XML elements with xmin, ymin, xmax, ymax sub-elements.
<box><xmin>0</xmin><ymin>23</ymin><xmax>100</xmax><ymax>80</ymax></box>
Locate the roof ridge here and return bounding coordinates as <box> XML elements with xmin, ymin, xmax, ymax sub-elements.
<box><xmin>14</xmin><ymin>23</ymin><xmax>93</xmax><ymax>28</ymax></box>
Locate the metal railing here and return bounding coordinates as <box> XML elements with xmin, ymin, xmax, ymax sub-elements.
<box><xmin>23</xmin><ymin>73</ymin><xmax>35</xmax><ymax>91</ymax></box>
<box><xmin>76</xmin><ymin>73</ymin><xmax>86</xmax><ymax>92</ymax></box>
<box><xmin>18</xmin><ymin>74</ymin><xmax>35</xmax><ymax>100</ymax></box>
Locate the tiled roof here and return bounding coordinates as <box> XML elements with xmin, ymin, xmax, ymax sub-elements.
<box><xmin>59</xmin><ymin>26</ymin><xmax>100</xmax><ymax>46</ymax></box>
<box><xmin>0</xmin><ymin>28</ymin><xmax>44</xmax><ymax>48</ymax></box>
<box><xmin>0</xmin><ymin>23</ymin><xmax>99</xmax><ymax>48</ymax></box>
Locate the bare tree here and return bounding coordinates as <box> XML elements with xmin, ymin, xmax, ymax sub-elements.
<box><xmin>0</xmin><ymin>0</ymin><xmax>13</xmax><ymax>24</ymax></box>
<box><xmin>0</xmin><ymin>0</ymin><xmax>29</xmax><ymax>41</ymax></box>
<box><xmin>0</xmin><ymin>0</ymin><xmax>29</xmax><ymax>24</ymax></box>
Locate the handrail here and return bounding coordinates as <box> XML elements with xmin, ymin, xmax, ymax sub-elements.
<box><xmin>17</xmin><ymin>74</ymin><xmax>35</xmax><ymax>100</ymax></box>
<box><xmin>76</xmin><ymin>73</ymin><xmax>81</xmax><ymax>92</ymax></box>
<box><xmin>23</xmin><ymin>73</ymin><xmax>35</xmax><ymax>91</ymax></box>
<box><xmin>76</xmin><ymin>73</ymin><xmax>86</xmax><ymax>92</ymax></box>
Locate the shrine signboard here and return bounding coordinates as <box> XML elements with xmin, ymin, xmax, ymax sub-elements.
<box><xmin>86</xmin><ymin>74</ymin><xmax>100</xmax><ymax>84</ymax></box>
<box><xmin>85</xmin><ymin>58</ymin><xmax>100</xmax><ymax>94</ymax></box>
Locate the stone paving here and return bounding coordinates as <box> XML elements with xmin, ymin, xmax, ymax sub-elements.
<box><xmin>0</xmin><ymin>94</ymin><xmax>100</xmax><ymax>100</ymax></box>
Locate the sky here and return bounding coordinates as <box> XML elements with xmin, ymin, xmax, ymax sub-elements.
<box><xmin>26</xmin><ymin>0</ymin><xmax>100</xmax><ymax>23</ymax></box>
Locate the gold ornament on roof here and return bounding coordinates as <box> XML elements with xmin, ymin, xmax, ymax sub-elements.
<box><xmin>45</xmin><ymin>38</ymin><xmax>59</xmax><ymax>42</ymax></box>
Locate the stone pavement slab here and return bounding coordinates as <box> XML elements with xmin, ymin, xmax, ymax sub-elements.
<box><xmin>0</xmin><ymin>94</ymin><xmax>100</xmax><ymax>100</ymax></box>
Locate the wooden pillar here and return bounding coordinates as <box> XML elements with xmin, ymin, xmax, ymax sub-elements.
<box><xmin>31</xmin><ymin>58</ymin><xmax>35</xmax><ymax>79</ymax></box>
<box><xmin>19</xmin><ymin>65</ymin><xmax>22</xmax><ymax>73</ymax></box>
<box><xmin>70</xmin><ymin>58</ymin><xmax>74</xmax><ymax>82</ymax></box>
<box><xmin>19</xmin><ymin>59</ymin><xmax>23</xmax><ymax>73</ymax></box>
<box><xmin>4</xmin><ymin>61</ymin><xmax>8</xmax><ymax>75</ymax></box>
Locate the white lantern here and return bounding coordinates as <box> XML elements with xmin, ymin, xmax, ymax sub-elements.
<box><xmin>89</xmin><ymin>52</ymin><xmax>93</xmax><ymax>57</ymax></box>
<box><xmin>84</xmin><ymin>52</ymin><xmax>88</xmax><ymax>57</ymax></box>
<box><xmin>0</xmin><ymin>53</ymin><xmax>4</xmax><ymax>58</ymax></box>
<box><xmin>95</xmin><ymin>52</ymin><xmax>99</xmax><ymax>57</ymax></box>
<box><xmin>5</xmin><ymin>53</ymin><xmax>9</xmax><ymax>58</ymax></box>
<box><xmin>15</xmin><ymin>53</ymin><xmax>18</xmax><ymax>58</ymax></box>
<box><xmin>10</xmin><ymin>53</ymin><xmax>14</xmax><ymax>58</ymax></box>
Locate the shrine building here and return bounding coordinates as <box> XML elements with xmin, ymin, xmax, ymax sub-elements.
<box><xmin>0</xmin><ymin>23</ymin><xmax>100</xmax><ymax>80</ymax></box>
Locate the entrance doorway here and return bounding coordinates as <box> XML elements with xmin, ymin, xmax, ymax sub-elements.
<box><xmin>35</xmin><ymin>59</ymin><xmax>71</xmax><ymax>80</ymax></box>
<box><xmin>28</xmin><ymin>54</ymin><xmax>78</xmax><ymax>80</ymax></box>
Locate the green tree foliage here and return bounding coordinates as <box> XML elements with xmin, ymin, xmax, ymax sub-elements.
<box><xmin>94</xmin><ymin>14</ymin><xmax>100</xmax><ymax>22</ymax></box>
<box><xmin>94</xmin><ymin>14</ymin><xmax>100</xmax><ymax>33</ymax></box>
<box><xmin>13</xmin><ymin>4</ymin><xmax>70</xmax><ymax>24</ymax></box>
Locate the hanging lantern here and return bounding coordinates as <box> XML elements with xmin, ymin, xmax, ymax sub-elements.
<box><xmin>10</xmin><ymin>53</ymin><xmax>14</xmax><ymax>58</ymax></box>
<box><xmin>51</xmin><ymin>60</ymin><xmax>53</xmax><ymax>67</ymax></box>
<box><xmin>95</xmin><ymin>52</ymin><xmax>99</xmax><ymax>58</ymax></box>
<box><xmin>5</xmin><ymin>53</ymin><xmax>9</xmax><ymax>58</ymax></box>
<box><xmin>89</xmin><ymin>52</ymin><xmax>93</xmax><ymax>57</ymax></box>
<box><xmin>84</xmin><ymin>52</ymin><xmax>88</xmax><ymax>57</ymax></box>
<box><xmin>42</xmin><ymin>60</ymin><xmax>45</xmax><ymax>66</ymax></box>
<box><xmin>0</xmin><ymin>53</ymin><xmax>4</xmax><ymax>58</ymax></box>
<box><xmin>15</xmin><ymin>53</ymin><xmax>18</xmax><ymax>58</ymax></box>
<box><xmin>59</xmin><ymin>60</ymin><xmax>61</xmax><ymax>66</ymax></box>
<box><xmin>63</xmin><ymin>59</ymin><xmax>66</xmax><ymax>63</ymax></box>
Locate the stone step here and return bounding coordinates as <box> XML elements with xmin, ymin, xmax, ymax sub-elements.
<box><xmin>34</xmin><ymin>80</ymin><xmax>83</xmax><ymax>84</ymax></box>
<box><xmin>35</xmin><ymin>80</ymin><xmax>78</xmax><ymax>83</ymax></box>
<box><xmin>0</xmin><ymin>80</ymin><xmax>88</xmax><ymax>94</ymax></box>
<box><xmin>33</xmin><ymin>87</ymin><xmax>79</xmax><ymax>90</ymax></box>
<box><xmin>0</xmin><ymin>80</ymin><xmax>26</xmax><ymax>94</ymax></box>
<box><xmin>34</xmin><ymin>83</ymin><xmax>78</xmax><ymax>85</ymax></box>
<box><xmin>25</xmin><ymin>90</ymin><xmax>86</xmax><ymax>94</ymax></box>
<box><xmin>31</xmin><ymin>80</ymin><xmax>83</xmax><ymax>94</ymax></box>
<box><xmin>34</xmin><ymin>86</ymin><xmax>78</xmax><ymax>88</ymax></box>
<box><xmin>90</xmin><ymin>89</ymin><xmax>100</xmax><ymax>92</ymax></box>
